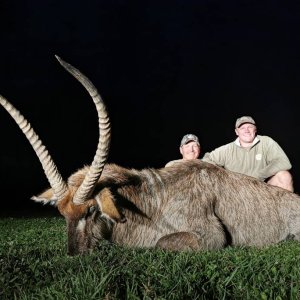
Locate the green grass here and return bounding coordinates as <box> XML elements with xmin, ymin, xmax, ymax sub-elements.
<box><xmin>1</xmin><ymin>217</ymin><xmax>300</xmax><ymax>299</ymax></box>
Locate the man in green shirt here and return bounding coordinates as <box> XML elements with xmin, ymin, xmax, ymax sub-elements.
<box><xmin>202</xmin><ymin>116</ymin><xmax>294</xmax><ymax>192</ymax></box>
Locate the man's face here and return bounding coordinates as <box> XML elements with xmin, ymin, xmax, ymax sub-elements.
<box><xmin>235</xmin><ymin>123</ymin><xmax>257</xmax><ymax>144</ymax></box>
<box><xmin>180</xmin><ymin>141</ymin><xmax>200</xmax><ymax>160</ymax></box>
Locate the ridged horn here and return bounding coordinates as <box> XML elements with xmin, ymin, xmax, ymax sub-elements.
<box><xmin>0</xmin><ymin>95</ymin><xmax>68</xmax><ymax>200</ymax></box>
<box><xmin>55</xmin><ymin>56</ymin><xmax>111</xmax><ymax>205</ymax></box>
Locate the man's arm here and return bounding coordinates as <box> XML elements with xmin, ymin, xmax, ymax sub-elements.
<box><xmin>257</xmin><ymin>137</ymin><xmax>292</xmax><ymax>180</ymax></box>
<box><xmin>202</xmin><ymin>145</ymin><xmax>227</xmax><ymax>167</ymax></box>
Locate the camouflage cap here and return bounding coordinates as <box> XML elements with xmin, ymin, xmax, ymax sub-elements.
<box><xmin>235</xmin><ymin>116</ymin><xmax>256</xmax><ymax>128</ymax></box>
<box><xmin>180</xmin><ymin>134</ymin><xmax>200</xmax><ymax>146</ymax></box>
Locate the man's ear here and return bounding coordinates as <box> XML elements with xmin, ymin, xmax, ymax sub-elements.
<box><xmin>31</xmin><ymin>188</ymin><xmax>58</xmax><ymax>206</ymax></box>
<box><xmin>235</xmin><ymin>128</ymin><xmax>239</xmax><ymax>136</ymax></box>
<box><xmin>179</xmin><ymin>146</ymin><xmax>183</xmax><ymax>156</ymax></box>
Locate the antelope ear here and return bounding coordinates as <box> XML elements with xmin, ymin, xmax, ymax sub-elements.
<box><xmin>96</xmin><ymin>188</ymin><xmax>126</xmax><ymax>223</ymax></box>
<box><xmin>31</xmin><ymin>188</ymin><xmax>58</xmax><ymax>206</ymax></box>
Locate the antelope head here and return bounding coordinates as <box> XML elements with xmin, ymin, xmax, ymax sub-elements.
<box><xmin>0</xmin><ymin>56</ymin><xmax>126</xmax><ymax>255</ymax></box>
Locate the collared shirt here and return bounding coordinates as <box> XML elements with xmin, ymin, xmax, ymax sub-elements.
<box><xmin>202</xmin><ymin>135</ymin><xmax>292</xmax><ymax>181</ymax></box>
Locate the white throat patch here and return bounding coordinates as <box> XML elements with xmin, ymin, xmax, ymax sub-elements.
<box><xmin>77</xmin><ymin>219</ymin><xmax>86</xmax><ymax>232</ymax></box>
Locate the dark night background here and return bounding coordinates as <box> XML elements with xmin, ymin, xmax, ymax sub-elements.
<box><xmin>1</xmin><ymin>0</ymin><xmax>300</xmax><ymax>216</ymax></box>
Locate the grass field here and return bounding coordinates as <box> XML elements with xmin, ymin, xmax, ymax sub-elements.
<box><xmin>1</xmin><ymin>217</ymin><xmax>300</xmax><ymax>299</ymax></box>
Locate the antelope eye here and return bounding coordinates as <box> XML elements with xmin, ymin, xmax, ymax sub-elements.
<box><xmin>87</xmin><ymin>205</ymin><xmax>97</xmax><ymax>215</ymax></box>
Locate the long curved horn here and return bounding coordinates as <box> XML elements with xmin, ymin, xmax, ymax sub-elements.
<box><xmin>55</xmin><ymin>56</ymin><xmax>111</xmax><ymax>205</ymax></box>
<box><xmin>0</xmin><ymin>96</ymin><xmax>68</xmax><ymax>200</ymax></box>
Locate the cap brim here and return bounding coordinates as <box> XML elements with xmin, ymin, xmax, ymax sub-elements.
<box><xmin>236</xmin><ymin>122</ymin><xmax>255</xmax><ymax>128</ymax></box>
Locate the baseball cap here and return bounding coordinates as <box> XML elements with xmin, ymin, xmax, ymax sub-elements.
<box><xmin>180</xmin><ymin>134</ymin><xmax>200</xmax><ymax>146</ymax></box>
<box><xmin>235</xmin><ymin>116</ymin><xmax>256</xmax><ymax>128</ymax></box>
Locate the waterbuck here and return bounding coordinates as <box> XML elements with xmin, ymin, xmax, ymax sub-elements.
<box><xmin>1</xmin><ymin>56</ymin><xmax>300</xmax><ymax>256</ymax></box>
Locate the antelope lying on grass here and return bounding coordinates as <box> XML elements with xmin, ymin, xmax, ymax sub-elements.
<box><xmin>1</xmin><ymin>56</ymin><xmax>300</xmax><ymax>255</ymax></box>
